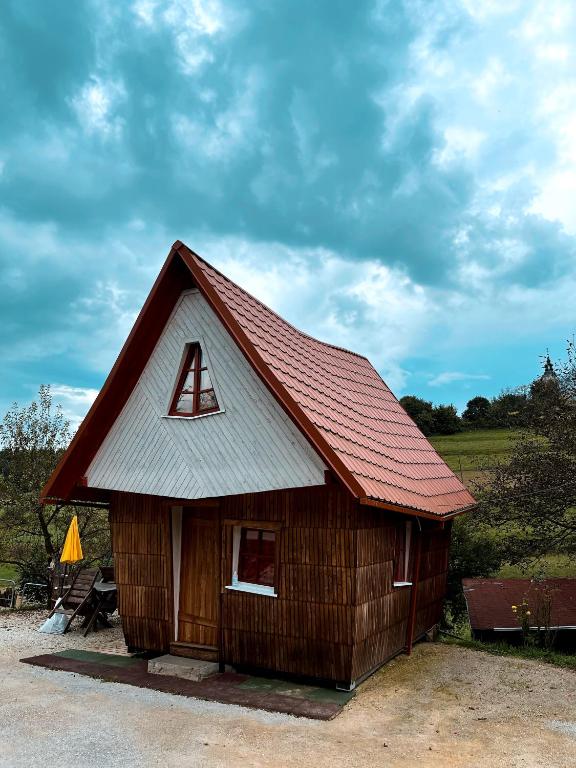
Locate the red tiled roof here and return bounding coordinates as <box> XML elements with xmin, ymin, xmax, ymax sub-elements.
<box><xmin>193</xmin><ymin>252</ymin><xmax>476</xmax><ymax>517</ymax></box>
<box><xmin>463</xmin><ymin>578</ymin><xmax>576</xmax><ymax>630</ymax></box>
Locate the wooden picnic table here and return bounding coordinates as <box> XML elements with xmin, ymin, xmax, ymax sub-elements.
<box><xmin>82</xmin><ymin>581</ymin><xmax>118</xmax><ymax>637</ymax></box>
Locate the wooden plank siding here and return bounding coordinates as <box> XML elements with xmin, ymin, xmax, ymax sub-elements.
<box><xmin>350</xmin><ymin>508</ymin><xmax>450</xmax><ymax>682</ymax></box>
<box><xmin>109</xmin><ymin>492</ymin><xmax>173</xmax><ymax>651</ymax></box>
<box><xmin>108</xmin><ymin>487</ymin><xmax>452</xmax><ymax>685</ymax></box>
<box><xmin>219</xmin><ymin>484</ymin><xmax>357</xmax><ymax>683</ymax></box>
<box><xmin>413</xmin><ymin>522</ymin><xmax>452</xmax><ymax>641</ymax></box>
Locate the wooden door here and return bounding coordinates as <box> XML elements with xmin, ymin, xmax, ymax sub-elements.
<box><xmin>178</xmin><ymin>508</ymin><xmax>220</xmax><ymax>648</ymax></box>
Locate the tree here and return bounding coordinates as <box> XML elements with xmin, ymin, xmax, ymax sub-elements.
<box><xmin>399</xmin><ymin>395</ymin><xmax>435</xmax><ymax>435</ymax></box>
<box><xmin>432</xmin><ymin>404</ymin><xmax>462</xmax><ymax>435</ymax></box>
<box><xmin>444</xmin><ymin>515</ymin><xmax>504</xmax><ymax>625</ymax></box>
<box><xmin>490</xmin><ymin>390</ymin><xmax>529</xmax><ymax>428</ymax></box>
<box><xmin>462</xmin><ymin>396</ymin><xmax>492</xmax><ymax>427</ymax></box>
<box><xmin>0</xmin><ymin>386</ymin><xmax>110</xmax><ymax>584</ymax></box>
<box><xmin>478</xmin><ymin>345</ymin><xmax>576</xmax><ymax>564</ymax></box>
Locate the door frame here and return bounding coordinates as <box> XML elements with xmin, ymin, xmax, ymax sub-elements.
<box><xmin>171</xmin><ymin>506</ymin><xmax>183</xmax><ymax>641</ymax></box>
<box><xmin>171</xmin><ymin>503</ymin><xmax>222</xmax><ymax>646</ymax></box>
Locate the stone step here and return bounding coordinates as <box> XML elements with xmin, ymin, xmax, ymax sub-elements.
<box><xmin>148</xmin><ymin>654</ymin><xmax>220</xmax><ymax>682</ymax></box>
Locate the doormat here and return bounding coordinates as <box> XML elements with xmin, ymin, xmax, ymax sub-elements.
<box><xmin>20</xmin><ymin>650</ymin><xmax>354</xmax><ymax>720</ymax></box>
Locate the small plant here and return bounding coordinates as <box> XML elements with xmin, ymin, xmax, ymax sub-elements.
<box><xmin>533</xmin><ymin>582</ymin><xmax>557</xmax><ymax>650</ymax></box>
<box><xmin>511</xmin><ymin>599</ymin><xmax>533</xmax><ymax>646</ymax></box>
<box><xmin>511</xmin><ymin>583</ymin><xmax>558</xmax><ymax>650</ymax></box>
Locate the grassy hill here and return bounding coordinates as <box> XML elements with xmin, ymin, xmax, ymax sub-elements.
<box><xmin>429</xmin><ymin>428</ymin><xmax>519</xmax><ymax>487</ymax></box>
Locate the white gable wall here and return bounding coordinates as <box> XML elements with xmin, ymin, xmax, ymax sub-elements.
<box><xmin>86</xmin><ymin>290</ymin><xmax>327</xmax><ymax>498</ymax></box>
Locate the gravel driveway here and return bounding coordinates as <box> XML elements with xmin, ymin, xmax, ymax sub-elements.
<box><xmin>1</xmin><ymin>610</ymin><xmax>576</xmax><ymax>767</ymax></box>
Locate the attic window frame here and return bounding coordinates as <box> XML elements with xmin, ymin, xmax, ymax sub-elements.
<box><xmin>168</xmin><ymin>343</ymin><xmax>220</xmax><ymax>418</ymax></box>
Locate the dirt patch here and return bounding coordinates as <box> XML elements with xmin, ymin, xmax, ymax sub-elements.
<box><xmin>1</xmin><ymin>610</ymin><xmax>576</xmax><ymax>767</ymax></box>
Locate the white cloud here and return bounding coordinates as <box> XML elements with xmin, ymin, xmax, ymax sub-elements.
<box><xmin>133</xmin><ymin>0</ymin><xmax>243</xmax><ymax>75</ymax></box>
<box><xmin>433</xmin><ymin>126</ymin><xmax>486</xmax><ymax>168</ymax></box>
<box><xmin>70</xmin><ymin>76</ymin><xmax>126</xmax><ymax>140</ymax></box>
<box><xmin>531</xmin><ymin>169</ymin><xmax>576</xmax><ymax>234</ymax></box>
<box><xmin>50</xmin><ymin>385</ymin><xmax>99</xmax><ymax>430</ymax></box>
<box><xmin>472</xmin><ymin>58</ymin><xmax>513</xmax><ymax>104</ymax></box>
<box><xmin>428</xmin><ymin>371</ymin><xmax>491</xmax><ymax>387</ymax></box>
<box><xmin>172</xmin><ymin>69</ymin><xmax>264</xmax><ymax>161</ymax></box>
<box><xmin>460</xmin><ymin>0</ymin><xmax>521</xmax><ymax>22</ymax></box>
<box><xmin>193</xmin><ymin>236</ymin><xmax>434</xmax><ymax>393</ymax></box>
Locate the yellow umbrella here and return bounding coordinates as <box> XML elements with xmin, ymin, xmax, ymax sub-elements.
<box><xmin>60</xmin><ymin>515</ymin><xmax>84</xmax><ymax>564</ymax></box>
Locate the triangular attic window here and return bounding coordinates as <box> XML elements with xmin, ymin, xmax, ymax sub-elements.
<box><xmin>169</xmin><ymin>344</ymin><xmax>219</xmax><ymax>417</ymax></box>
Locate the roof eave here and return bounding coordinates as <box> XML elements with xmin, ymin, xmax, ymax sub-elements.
<box><xmin>359</xmin><ymin>496</ymin><xmax>477</xmax><ymax>521</ymax></box>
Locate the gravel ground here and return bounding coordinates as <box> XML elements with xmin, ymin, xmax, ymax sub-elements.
<box><xmin>2</xmin><ymin>610</ymin><xmax>576</xmax><ymax>767</ymax></box>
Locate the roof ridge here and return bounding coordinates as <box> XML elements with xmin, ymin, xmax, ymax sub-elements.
<box><xmin>193</xmin><ymin>251</ymin><xmax>370</xmax><ymax>361</ymax></box>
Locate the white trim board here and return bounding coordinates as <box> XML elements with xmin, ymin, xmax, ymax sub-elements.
<box><xmin>171</xmin><ymin>506</ymin><xmax>183</xmax><ymax>641</ymax></box>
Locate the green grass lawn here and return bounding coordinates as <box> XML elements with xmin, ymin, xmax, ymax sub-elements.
<box><xmin>430</xmin><ymin>428</ymin><xmax>522</xmax><ymax>489</ymax></box>
<box><xmin>497</xmin><ymin>555</ymin><xmax>576</xmax><ymax>578</ymax></box>
<box><xmin>430</xmin><ymin>428</ymin><xmax>520</xmax><ymax>473</ymax></box>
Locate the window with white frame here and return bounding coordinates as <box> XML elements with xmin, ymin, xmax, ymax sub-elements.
<box><xmin>227</xmin><ymin>526</ymin><xmax>277</xmax><ymax>597</ymax></box>
<box><xmin>393</xmin><ymin>520</ymin><xmax>413</xmax><ymax>586</ymax></box>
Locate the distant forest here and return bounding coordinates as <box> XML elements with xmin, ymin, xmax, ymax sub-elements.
<box><xmin>400</xmin><ymin>359</ymin><xmax>556</xmax><ymax>436</ymax></box>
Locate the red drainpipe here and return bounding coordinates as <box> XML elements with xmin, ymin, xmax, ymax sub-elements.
<box><xmin>405</xmin><ymin>521</ymin><xmax>423</xmax><ymax>655</ymax></box>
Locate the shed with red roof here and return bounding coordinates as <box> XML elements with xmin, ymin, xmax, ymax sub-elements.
<box><xmin>41</xmin><ymin>241</ymin><xmax>475</xmax><ymax>688</ymax></box>
<box><xmin>463</xmin><ymin>578</ymin><xmax>576</xmax><ymax>651</ymax></box>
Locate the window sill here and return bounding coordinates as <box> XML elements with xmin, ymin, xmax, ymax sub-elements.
<box><xmin>225</xmin><ymin>583</ymin><xmax>277</xmax><ymax>597</ymax></box>
<box><xmin>393</xmin><ymin>581</ymin><xmax>413</xmax><ymax>588</ymax></box>
<box><xmin>162</xmin><ymin>409</ymin><xmax>225</xmax><ymax>421</ymax></box>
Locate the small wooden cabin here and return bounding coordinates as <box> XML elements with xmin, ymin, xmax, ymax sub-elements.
<box><xmin>42</xmin><ymin>241</ymin><xmax>475</xmax><ymax>689</ymax></box>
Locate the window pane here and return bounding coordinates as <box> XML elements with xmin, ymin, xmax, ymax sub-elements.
<box><xmin>395</xmin><ymin>525</ymin><xmax>406</xmax><ymax>581</ymax></box>
<box><xmin>175</xmin><ymin>392</ymin><xmax>194</xmax><ymax>413</ymax></box>
<box><xmin>241</xmin><ymin>529</ymin><xmax>260</xmax><ymax>554</ymax></box>
<box><xmin>261</xmin><ymin>531</ymin><xmax>276</xmax><ymax>557</ymax></box>
<box><xmin>181</xmin><ymin>371</ymin><xmax>195</xmax><ymax>395</ymax></box>
<box><xmin>200</xmin><ymin>368</ymin><xmax>213</xmax><ymax>390</ymax></box>
<box><xmin>238</xmin><ymin>554</ymin><xmax>259</xmax><ymax>583</ymax></box>
<box><xmin>258</xmin><ymin>558</ymin><xmax>275</xmax><ymax>586</ymax></box>
<box><xmin>238</xmin><ymin>528</ymin><xmax>276</xmax><ymax>587</ymax></box>
<box><xmin>199</xmin><ymin>389</ymin><xmax>218</xmax><ymax>411</ymax></box>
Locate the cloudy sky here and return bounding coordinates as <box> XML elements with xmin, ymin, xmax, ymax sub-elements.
<box><xmin>1</xmin><ymin>0</ymin><xmax>575</xmax><ymax>428</ymax></box>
